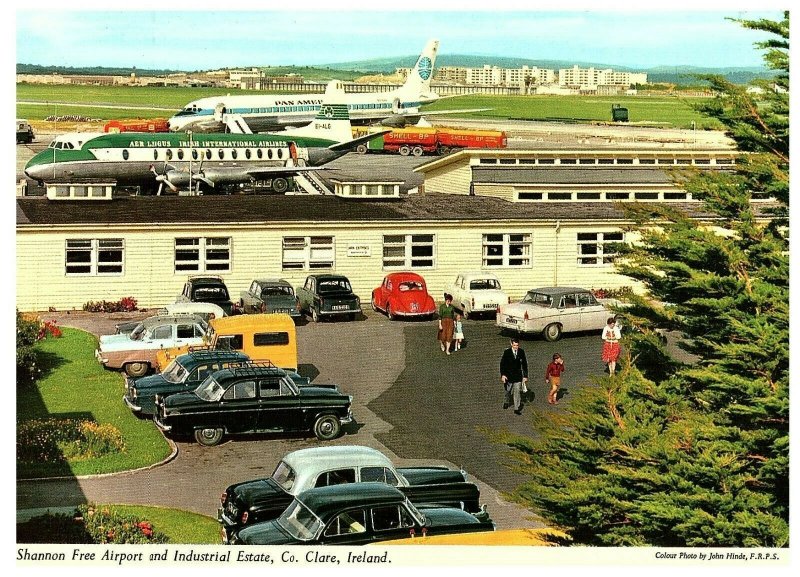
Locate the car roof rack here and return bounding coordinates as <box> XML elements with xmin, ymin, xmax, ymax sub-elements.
<box><xmin>225</xmin><ymin>361</ymin><xmax>283</xmax><ymax>378</ymax></box>
<box><xmin>181</xmin><ymin>348</ymin><xmax>246</xmax><ymax>360</ymax></box>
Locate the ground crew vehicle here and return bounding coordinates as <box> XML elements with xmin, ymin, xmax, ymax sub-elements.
<box><xmin>103</xmin><ymin>118</ymin><xmax>170</xmax><ymax>133</ymax></box>
<box><xmin>16</xmin><ymin>119</ymin><xmax>34</xmax><ymax>144</ymax></box>
<box><xmin>157</xmin><ymin>313</ymin><xmax>297</xmax><ymax>372</ymax></box>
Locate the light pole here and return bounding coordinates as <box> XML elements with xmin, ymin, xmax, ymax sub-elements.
<box><xmin>187</xmin><ymin>130</ymin><xmax>193</xmax><ymax>194</ymax></box>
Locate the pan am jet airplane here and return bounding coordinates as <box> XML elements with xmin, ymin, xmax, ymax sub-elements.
<box><xmin>26</xmin><ymin>82</ymin><xmax>386</xmax><ymax>194</ymax></box>
<box><xmin>168</xmin><ymin>39</ymin><xmax>479</xmax><ymax>133</ymax></box>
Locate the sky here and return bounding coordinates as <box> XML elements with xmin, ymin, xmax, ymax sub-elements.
<box><xmin>13</xmin><ymin>2</ymin><xmax>787</xmax><ymax>71</ymax></box>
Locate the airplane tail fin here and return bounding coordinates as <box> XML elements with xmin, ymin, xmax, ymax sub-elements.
<box><xmin>397</xmin><ymin>39</ymin><xmax>439</xmax><ymax>101</ymax></box>
<box><xmin>282</xmin><ymin>80</ymin><xmax>353</xmax><ymax>144</ymax></box>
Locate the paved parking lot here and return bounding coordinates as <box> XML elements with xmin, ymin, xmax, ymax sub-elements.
<box><xmin>17</xmin><ymin>309</ymin><xmax>607</xmax><ymax>532</ymax></box>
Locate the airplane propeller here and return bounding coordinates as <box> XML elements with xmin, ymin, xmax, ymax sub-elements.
<box><xmin>150</xmin><ymin>164</ymin><xmax>178</xmax><ymax>195</ymax></box>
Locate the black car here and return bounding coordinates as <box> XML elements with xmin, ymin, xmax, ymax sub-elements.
<box><xmin>153</xmin><ymin>364</ymin><xmax>353</xmax><ymax>446</ymax></box>
<box><xmin>231</xmin><ymin>483</ymin><xmax>494</xmax><ymax>545</ymax></box>
<box><xmin>177</xmin><ymin>276</ymin><xmax>237</xmax><ymax>315</ymax></box>
<box><xmin>124</xmin><ymin>349</ymin><xmax>250</xmax><ymax>416</ymax></box>
<box><xmin>295</xmin><ymin>274</ymin><xmax>361</xmax><ymax>322</ymax></box>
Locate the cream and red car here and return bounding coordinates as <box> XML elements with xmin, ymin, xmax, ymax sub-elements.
<box><xmin>496</xmin><ymin>286</ymin><xmax>617</xmax><ymax>342</ymax></box>
<box><xmin>371</xmin><ymin>272</ymin><xmax>436</xmax><ymax>320</ymax></box>
<box><xmin>95</xmin><ymin>314</ymin><xmax>209</xmax><ymax>377</ymax></box>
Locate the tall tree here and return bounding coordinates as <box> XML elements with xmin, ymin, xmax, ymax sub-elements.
<box><xmin>495</xmin><ymin>13</ymin><xmax>789</xmax><ymax>547</ymax></box>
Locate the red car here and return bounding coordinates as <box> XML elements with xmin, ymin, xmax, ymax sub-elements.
<box><xmin>371</xmin><ymin>272</ymin><xmax>436</xmax><ymax>320</ymax></box>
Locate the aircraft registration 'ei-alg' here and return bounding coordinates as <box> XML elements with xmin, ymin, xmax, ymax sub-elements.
<box><xmin>25</xmin><ymin>82</ymin><xmax>389</xmax><ymax>195</ymax></box>
<box><xmin>167</xmin><ymin>39</ymin><xmax>484</xmax><ymax>133</ymax></box>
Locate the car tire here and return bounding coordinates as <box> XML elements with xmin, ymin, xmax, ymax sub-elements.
<box><xmin>356</xmin><ymin>144</ymin><xmax>368</xmax><ymax>154</ymax></box>
<box><xmin>313</xmin><ymin>414</ymin><xmax>342</xmax><ymax>441</ymax></box>
<box><xmin>399</xmin><ymin>145</ymin><xmax>411</xmax><ymax>156</ymax></box>
<box><xmin>194</xmin><ymin>427</ymin><xmax>224</xmax><ymax>446</ymax></box>
<box><xmin>543</xmin><ymin>323</ymin><xmax>562</xmax><ymax>342</ymax></box>
<box><xmin>371</xmin><ymin>297</ymin><xmax>379</xmax><ymax>312</ymax></box>
<box><xmin>312</xmin><ymin>307</ymin><xmax>320</xmax><ymax>322</ymax></box>
<box><xmin>412</xmin><ymin>146</ymin><xmax>424</xmax><ymax>157</ymax></box>
<box><xmin>387</xmin><ymin>304</ymin><xmax>395</xmax><ymax>321</ymax></box>
<box><xmin>462</xmin><ymin>308</ymin><xmax>469</xmax><ymax>320</ymax></box>
<box><xmin>272</xmin><ymin>178</ymin><xmax>289</xmax><ymax>194</ymax></box>
<box><xmin>125</xmin><ymin>362</ymin><xmax>149</xmax><ymax>378</ymax></box>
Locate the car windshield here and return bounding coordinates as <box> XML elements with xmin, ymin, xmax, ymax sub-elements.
<box><xmin>318</xmin><ymin>279</ymin><xmax>351</xmax><ymax>293</ymax></box>
<box><xmin>194</xmin><ymin>286</ymin><xmax>229</xmax><ymax>301</ymax></box>
<box><xmin>129</xmin><ymin>324</ymin><xmax>146</xmax><ymax>341</ymax></box>
<box><xmin>272</xmin><ymin>461</ymin><xmax>296</xmax><ymax>492</ymax></box>
<box><xmin>277</xmin><ymin>500</ymin><xmax>323</xmax><ymax>541</ymax></box>
<box><xmin>194</xmin><ymin>375</ymin><xmax>225</xmax><ymax>401</ymax></box>
<box><xmin>470</xmin><ymin>279</ymin><xmax>501</xmax><ymax>290</ymax></box>
<box><xmin>398</xmin><ymin>281</ymin><xmax>423</xmax><ymax>292</ymax></box>
<box><xmin>521</xmin><ymin>292</ymin><xmax>553</xmax><ymax>307</ymax></box>
<box><xmin>162</xmin><ymin>360</ymin><xmax>188</xmax><ymax>384</ymax></box>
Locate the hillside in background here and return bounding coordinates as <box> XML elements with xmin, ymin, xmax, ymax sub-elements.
<box><xmin>18</xmin><ymin>55</ymin><xmax>775</xmax><ymax>86</ymax></box>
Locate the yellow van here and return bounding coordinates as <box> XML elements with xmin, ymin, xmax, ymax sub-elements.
<box><xmin>156</xmin><ymin>313</ymin><xmax>297</xmax><ymax>372</ymax></box>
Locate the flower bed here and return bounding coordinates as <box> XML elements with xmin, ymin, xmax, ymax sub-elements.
<box><xmin>17</xmin><ymin>418</ymin><xmax>125</xmax><ymax>465</ymax></box>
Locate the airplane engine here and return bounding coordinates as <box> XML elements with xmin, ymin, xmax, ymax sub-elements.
<box><xmin>380</xmin><ymin>115</ymin><xmax>408</xmax><ymax>128</ymax></box>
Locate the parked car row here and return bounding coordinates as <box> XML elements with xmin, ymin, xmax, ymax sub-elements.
<box><xmin>219</xmin><ymin>445</ymin><xmax>494</xmax><ymax>545</ymax></box>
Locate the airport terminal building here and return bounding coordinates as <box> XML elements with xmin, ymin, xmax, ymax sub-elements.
<box><xmin>15</xmin><ymin>147</ymin><xmax>768</xmax><ymax>312</ymax></box>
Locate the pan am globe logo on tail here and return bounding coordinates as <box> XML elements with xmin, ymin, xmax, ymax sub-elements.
<box><xmin>417</xmin><ymin>57</ymin><xmax>433</xmax><ymax>80</ymax></box>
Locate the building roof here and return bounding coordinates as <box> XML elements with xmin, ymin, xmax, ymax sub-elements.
<box><xmin>16</xmin><ymin>194</ymin><xmax>730</xmax><ymax>226</ymax></box>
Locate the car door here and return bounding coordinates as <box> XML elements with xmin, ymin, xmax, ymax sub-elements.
<box><xmin>452</xmin><ymin>275</ymin><xmax>465</xmax><ymax>309</ymax></box>
<box><xmin>578</xmin><ymin>292</ymin><xmax>609</xmax><ymax>331</ymax></box>
<box><xmin>557</xmin><ymin>293</ymin><xmax>582</xmax><ymax>332</ymax></box>
<box><xmin>380</xmin><ymin>277</ymin><xmax>392</xmax><ymax>309</ymax></box>
<box><xmin>176</xmin><ymin>321</ymin><xmax>204</xmax><ymax>348</ymax></box>
<box><xmin>150</xmin><ymin>324</ymin><xmax>174</xmax><ymax>347</ymax></box>
<box><xmin>320</xmin><ymin>507</ymin><xmax>370</xmax><ymax>545</ymax></box>
<box><xmin>369</xmin><ymin>504</ymin><xmax>418</xmax><ymax>542</ymax></box>
<box><xmin>219</xmin><ymin>379</ymin><xmax>259</xmax><ymax>434</ymax></box>
<box><xmin>257</xmin><ymin>376</ymin><xmax>300</xmax><ymax>432</ymax></box>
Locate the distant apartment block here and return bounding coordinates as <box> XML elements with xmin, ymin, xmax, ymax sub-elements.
<box><xmin>558</xmin><ymin>65</ymin><xmax>647</xmax><ymax>88</ymax></box>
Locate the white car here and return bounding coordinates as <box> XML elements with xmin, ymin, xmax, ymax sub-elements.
<box><xmin>445</xmin><ymin>272</ymin><xmax>510</xmax><ymax>318</ymax></box>
<box><xmin>496</xmin><ymin>286</ymin><xmax>616</xmax><ymax>341</ymax></box>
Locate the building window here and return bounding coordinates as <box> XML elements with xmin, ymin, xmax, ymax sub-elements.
<box><xmin>282</xmin><ymin>236</ymin><xmax>334</xmax><ymax>270</ymax></box>
<box><xmin>482</xmin><ymin>233</ymin><xmax>531</xmax><ymax>267</ymax></box>
<box><xmin>577</xmin><ymin>231</ymin><xmax>624</xmax><ymax>266</ymax></box>
<box><xmin>174</xmin><ymin>237</ymin><xmax>231</xmax><ymax>272</ymax></box>
<box><xmin>382</xmin><ymin>234</ymin><xmax>435</xmax><ymax>269</ymax></box>
<box><xmin>65</xmin><ymin>239</ymin><xmax>124</xmax><ymax>276</ymax></box>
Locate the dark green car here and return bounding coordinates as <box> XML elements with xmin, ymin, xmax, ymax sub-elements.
<box><xmin>232</xmin><ymin>483</ymin><xmax>494</xmax><ymax>545</ymax></box>
<box><xmin>154</xmin><ymin>364</ymin><xmax>352</xmax><ymax>446</ymax></box>
<box><xmin>124</xmin><ymin>349</ymin><xmax>250</xmax><ymax>416</ymax></box>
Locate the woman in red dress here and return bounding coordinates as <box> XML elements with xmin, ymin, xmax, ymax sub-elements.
<box><xmin>601</xmin><ymin>317</ymin><xmax>621</xmax><ymax>375</ymax></box>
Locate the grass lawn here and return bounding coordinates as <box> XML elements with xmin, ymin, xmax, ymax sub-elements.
<box><xmin>17</xmin><ymin>327</ymin><xmax>172</xmax><ymax>478</ymax></box>
<box><xmin>17</xmin><ymin>83</ymin><xmax>722</xmax><ymax>130</ymax></box>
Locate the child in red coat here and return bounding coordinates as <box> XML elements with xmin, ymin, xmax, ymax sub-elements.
<box><xmin>545</xmin><ymin>353</ymin><xmax>565</xmax><ymax>405</ymax></box>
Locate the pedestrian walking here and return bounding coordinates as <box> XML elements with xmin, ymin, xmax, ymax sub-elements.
<box><xmin>601</xmin><ymin>317</ymin><xmax>622</xmax><ymax>375</ymax></box>
<box><xmin>500</xmin><ymin>337</ymin><xmax>528</xmax><ymax>415</ymax></box>
<box><xmin>545</xmin><ymin>353</ymin><xmax>565</xmax><ymax>404</ymax></box>
<box><xmin>437</xmin><ymin>293</ymin><xmax>455</xmax><ymax>355</ymax></box>
<box><xmin>453</xmin><ymin>313</ymin><xmax>464</xmax><ymax>351</ymax></box>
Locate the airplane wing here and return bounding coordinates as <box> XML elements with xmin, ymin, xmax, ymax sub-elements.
<box><xmin>327</xmin><ymin>129</ymin><xmax>392</xmax><ymax>153</ymax></box>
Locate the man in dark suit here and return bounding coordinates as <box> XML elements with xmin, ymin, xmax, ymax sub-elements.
<box><xmin>500</xmin><ymin>337</ymin><xmax>528</xmax><ymax>415</ymax></box>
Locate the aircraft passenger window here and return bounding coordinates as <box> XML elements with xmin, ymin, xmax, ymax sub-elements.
<box><xmin>122</xmin><ymin>150</ymin><xmax>129</xmax><ymax>160</ymax></box>
<box><xmin>277</xmin><ymin>149</ymin><xmax>283</xmax><ymax>159</ymax></box>
<box><xmin>192</xmin><ymin>149</ymin><xmax>198</xmax><ymax>160</ymax></box>
<box><xmin>267</xmin><ymin>149</ymin><xmax>273</xmax><ymax>160</ymax></box>
<box><xmin>205</xmin><ymin>149</ymin><xmax>212</xmax><ymax>160</ymax></box>
<box><xmin>245</xmin><ymin>149</ymin><xmax>251</xmax><ymax>159</ymax></box>
<box><xmin>256</xmin><ymin>149</ymin><xmax>263</xmax><ymax>159</ymax></box>
<box><xmin>153</xmin><ymin>150</ymin><xmax>159</xmax><ymax>160</ymax></box>
<box><xmin>231</xmin><ymin>150</ymin><xmax>238</xmax><ymax>160</ymax></box>
<box><xmin>166</xmin><ymin>149</ymin><xmax>173</xmax><ymax>161</ymax></box>
<box><xmin>218</xmin><ymin>149</ymin><xmax>225</xmax><ymax>160</ymax></box>
<box><xmin>177</xmin><ymin>149</ymin><xmax>184</xmax><ymax>160</ymax></box>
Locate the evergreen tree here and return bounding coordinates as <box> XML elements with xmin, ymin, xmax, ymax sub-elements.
<box><xmin>495</xmin><ymin>13</ymin><xmax>789</xmax><ymax>547</ymax></box>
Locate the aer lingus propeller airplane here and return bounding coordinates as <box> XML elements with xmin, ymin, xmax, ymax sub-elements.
<box><xmin>25</xmin><ymin>81</ymin><xmax>387</xmax><ymax>194</ymax></box>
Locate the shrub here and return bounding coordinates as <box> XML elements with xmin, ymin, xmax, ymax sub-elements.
<box><xmin>82</xmin><ymin>297</ymin><xmax>138</xmax><ymax>313</ymax></box>
<box><xmin>38</xmin><ymin>319</ymin><xmax>62</xmax><ymax>340</ymax></box>
<box><xmin>17</xmin><ymin>418</ymin><xmax>125</xmax><ymax>464</ymax></box>
<box><xmin>80</xmin><ymin>504</ymin><xmax>168</xmax><ymax>544</ymax></box>
<box><xmin>17</xmin><ymin>310</ymin><xmax>41</xmax><ymax>386</ymax></box>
